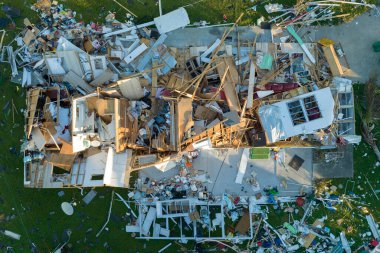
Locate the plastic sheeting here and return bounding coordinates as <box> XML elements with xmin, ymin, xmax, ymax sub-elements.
<box><xmin>258</xmin><ymin>104</ymin><xmax>286</xmax><ymax>143</ymax></box>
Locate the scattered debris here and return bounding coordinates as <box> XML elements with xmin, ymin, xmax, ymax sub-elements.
<box><xmin>1</xmin><ymin>0</ymin><xmax>373</xmax><ymax>251</ymax></box>
<box><xmin>2</xmin><ymin>230</ymin><xmax>21</xmax><ymax>240</ymax></box>
<box><xmin>61</xmin><ymin>202</ymin><xmax>74</xmax><ymax>216</ymax></box>
<box><xmin>83</xmin><ymin>190</ymin><xmax>97</xmax><ymax>205</ymax></box>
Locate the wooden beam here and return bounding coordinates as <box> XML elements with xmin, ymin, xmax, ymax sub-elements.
<box><xmin>41</xmin><ymin>127</ymin><xmax>60</xmax><ymax>151</ymax></box>
<box><xmin>152</xmin><ymin>60</ymin><xmax>158</xmax><ymax>97</ymax></box>
<box><xmin>186</xmin><ymin>13</ymin><xmax>244</xmax><ymax>100</ymax></box>
<box><xmin>210</xmin><ymin>66</ymin><xmax>229</xmax><ymax>101</ymax></box>
<box><xmin>112</xmin><ymin>0</ymin><xmax>137</xmax><ymax>17</ymax></box>
<box><xmin>247</xmin><ymin>60</ymin><xmax>256</xmax><ymax>108</ymax></box>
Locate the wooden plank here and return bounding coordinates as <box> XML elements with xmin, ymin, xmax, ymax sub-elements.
<box><xmin>176</xmin><ymin>98</ymin><xmax>193</xmax><ymax>147</ymax></box>
<box><xmin>116</xmin><ymin>99</ymin><xmax>130</xmax><ymax>152</ymax></box>
<box><xmin>322</xmin><ymin>44</ymin><xmax>343</xmax><ymax>77</ymax></box>
<box><xmin>247</xmin><ymin>60</ymin><xmax>256</xmax><ymax>108</ymax></box>
<box><xmin>26</xmin><ymin>89</ymin><xmax>41</xmax><ymax>139</ymax></box>
<box><xmin>31</xmin><ymin>127</ymin><xmax>46</xmax><ymax>151</ymax></box>
<box><xmin>41</xmin><ymin>127</ymin><xmax>60</xmax><ymax>151</ymax></box>
<box><xmin>223</xmin><ymin>57</ymin><xmax>239</xmax><ymax>84</ymax></box>
<box><xmin>210</xmin><ymin>66</ymin><xmax>229</xmax><ymax>101</ymax></box>
<box><xmin>152</xmin><ymin>60</ymin><xmax>158</xmax><ymax>97</ymax></box>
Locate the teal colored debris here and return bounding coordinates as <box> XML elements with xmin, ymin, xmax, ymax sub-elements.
<box><xmin>287</xmin><ymin>25</ymin><xmax>304</xmax><ymax>46</ymax></box>
<box><xmin>283</xmin><ymin>222</ymin><xmax>297</xmax><ymax>234</ymax></box>
<box><xmin>259</xmin><ymin>54</ymin><xmax>273</xmax><ymax>70</ymax></box>
<box><xmin>250</xmin><ymin>148</ymin><xmax>270</xmax><ymax>159</ymax></box>
<box><xmin>373</xmin><ymin>41</ymin><xmax>380</xmax><ymax>52</ymax></box>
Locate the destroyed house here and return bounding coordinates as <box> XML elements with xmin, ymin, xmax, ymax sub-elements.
<box><xmin>8</xmin><ymin>2</ymin><xmax>359</xmax><ymax>193</ymax></box>
<box><xmin>127</xmin><ymin>199</ymin><xmax>253</xmax><ymax>240</ymax></box>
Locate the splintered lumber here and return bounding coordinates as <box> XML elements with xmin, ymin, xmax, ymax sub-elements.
<box><xmin>216</xmin><ymin>58</ymin><xmax>241</xmax><ymax>112</ymax></box>
<box><xmin>115</xmin><ymin>99</ymin><xmax>130</xmax><ymax>152</ymax></box>
<box><xmin>257</xmin><ymin>59</ymin><xmax>291</xmax><ymax>88</ymax></box>
<box><xmin>322</xmin><ymin>44</ymin><xmax>343</xmax><ymax>76</ymax></box>
<box><xmin>111</xmin><ymin>0</ymin><xmax>137</xmax><ymax>17</ymax></box>
<box><xmin>287</xmin><ymin>25</ymin><xmax>316</xmax><ymax>64</ymax></box>
<box><xmin>184</xmin><ymin>13</ymin><xmax>244</xmax><ymax>100</ymax></box>
<box><xmin>26</xmin><ymin>89</ymin><xmax>41</xmax><ymax>139</ymax></box>
<box><xmin>152</xmin><ymin>60</ymin><xmax>159</xmax><ymax>96</ymax></box>
<box><xmin>247</xmin><ymin>60</ymin><xmax>256</xmax><ymax>108</ymax></box>
<box><xmin>223</xmin><ymin>57</ymin><xmax>239</xmax><ymax>84</ymax></box>
<box><xmin>211</xmin><ymin>69</ymin><xmax>229</xmax><ymax>102</ymax></box>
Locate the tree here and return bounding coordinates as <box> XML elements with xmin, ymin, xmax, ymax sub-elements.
<box><xmin>360</xmin><ymin>77</ymin><xmax>380</xmax><ymax>161</ymax></box>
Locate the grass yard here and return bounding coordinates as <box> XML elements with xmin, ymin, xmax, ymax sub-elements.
<box><xmin>0</xmin><ymin>0</ymin><xmax>378</xmax><ymax>252</ymax></box>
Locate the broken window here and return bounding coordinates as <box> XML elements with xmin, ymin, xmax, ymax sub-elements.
<box><xmin>287</xmin><ymin>100</ymin><xmax>306</xmax><ymax>125</ymax></box>
<box><xmin>303</xmin><ymin>96</ymin><xmax>321</xmax><ymax>121</ymax></box>
<box><xmin>288</xmin><ymin>96</ymin><xmax>322</xmax><ymax>125</ymax></box>
<box><xmin>53</xmin><ymin>166</ymin><xmax>68</xmax><ymax>175</ymax></box>
<box><xmin>91</xmin><ymin>174</ymin><xmax>104</xmax><ymax>180</ymax></box>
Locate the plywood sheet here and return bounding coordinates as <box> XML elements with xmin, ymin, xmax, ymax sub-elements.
<box><xmin>31</xmin><ymin>127</ymin><xmax>46</xmax><ymax>150</ymax></box>
<box><xmin>177</xmin><ymin>98</ymin><xmax>193</xmax><ymax>145</ymax></box>
<box><xmin>116</xmin><ymin>99</ymin><xmax>131</xmax><ymax>152</ymax></box>
<box><xmin>235</xmin><ymin>212</ymin><xmax>251</xmax><ymax>235</ymax></box>
<box><xmin>322</xmin><ymin>45</ymin><xmax>343</xmax><ymax>77</ymax></box>
<box><xmin>58</xmin><ymin>138</ymin><xmax>74</xmax><ymax>155</ymax></box>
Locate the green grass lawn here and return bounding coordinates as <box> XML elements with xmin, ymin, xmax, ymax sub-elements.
<box><xmin>0</xmin><ymin>0</ymin><xmax>378</xmax><ymax>252</ymax></box>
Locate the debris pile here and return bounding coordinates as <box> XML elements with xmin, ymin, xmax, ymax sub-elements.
<box><xmin>0</xmin><ymin>0</ymin><xmax>360</xmax><ymax>191</ymax></box>
<box><xmin>0</xmin><ymin>0</ymin><xmax>374</xmax><ymax>251</ymax></box>
<box><xmin>264</xmin><ymin>1</ymin><xmax>380</xmax><ymax>27</ymax></box>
